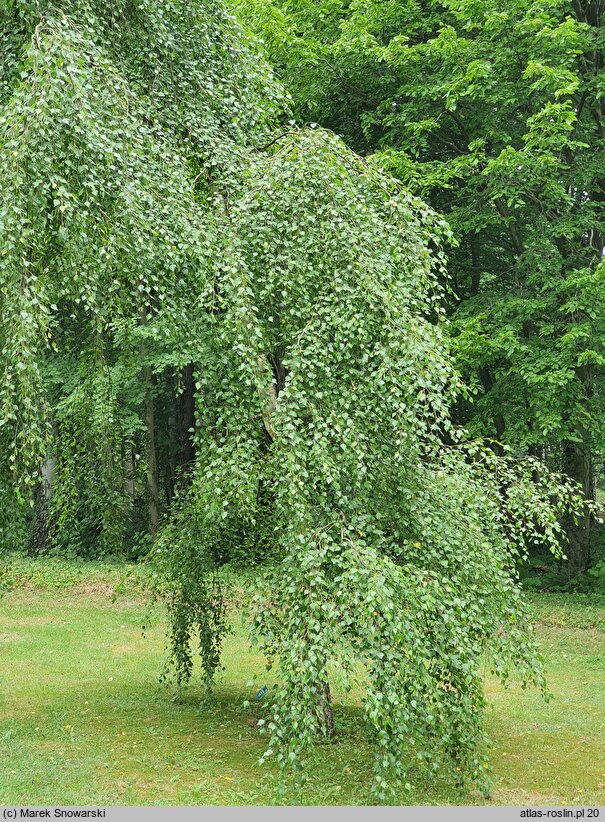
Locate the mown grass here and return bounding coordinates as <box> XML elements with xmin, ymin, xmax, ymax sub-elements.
<box><xmin>0</xmin><ymin>556</ymin><xmax>604</xmax><ymax>806</ymax></box>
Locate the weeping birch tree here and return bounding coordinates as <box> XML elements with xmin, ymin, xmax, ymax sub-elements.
<box><xmin>0</xmin><ymin>0</ymin><xmax>583</xmax><ymax>801</ymax></box>
<box><xmin>0</xmin><ymin>0</ymin><xmax>279</xmax><ymax>552</ymax></box>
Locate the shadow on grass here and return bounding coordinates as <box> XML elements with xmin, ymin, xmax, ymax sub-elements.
<box><xmin>3</xmin><ymin>587</ymin><xmax>605</xmax><ymax>805</ymax></box>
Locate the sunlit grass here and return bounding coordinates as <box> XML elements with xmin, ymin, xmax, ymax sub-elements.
<box><xmin>0</xmin><ymin>559</ymin><xmax>604</xmax><ymax>805</ymax></box>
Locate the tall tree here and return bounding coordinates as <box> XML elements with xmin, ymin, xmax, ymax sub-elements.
<box><xmin>0</xmin><ymin>0</ymin><xmax>280</xmax><ymax>554</ymax></box>
<box><xmin>0</xmin><ymin>0</ymin><xmax>584</xmax><ymax>800</ymax></box>
<box><xmin>151</xmin><ymin>127</ymin><xmax>582</xmax><ymax>799</ymax></box>
<box><xmin>239</xmin><ymin>0</ymin><xmax>605</xmax><ymax>574</ymax></box>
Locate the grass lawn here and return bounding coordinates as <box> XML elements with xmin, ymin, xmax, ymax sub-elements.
<box><xmin>1</xmin><ymin>557</ymin><xmax>604</xmax><ymax>806</ymax></box>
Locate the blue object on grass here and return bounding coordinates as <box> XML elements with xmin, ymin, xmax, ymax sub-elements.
<box><xmin>256</xmin><ymin>685</ymin><xmax>268</xmax><ymax>700</ymax></box>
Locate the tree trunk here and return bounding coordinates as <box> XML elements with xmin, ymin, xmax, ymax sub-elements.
<box><xmin>477</xmin><ymin>366</ymin><xmax>506</xmax><ymax>451</ymax></box>
<box><xmin>317</xmin><ymin>680</ymin><xmax>335</xmax><ymax>739</ymax></box>
<box><xmin>144</xmin><ymin>368</ymin><xmax>159</xmax><ymax>538</ymax></box>
<box><xmin>179</xmin><ymin>363</ymin><xmax>196</xmax><ymax>478</ymax></box>
<box><xmin>562</xmin><ymin>362</ymin><xmax>594</xmax><ymax>576</ymax></box>
<box><xmin>139</xmin><ymin>308</ymin><xmax>160</xmax><ymax>537</ymax></box>
<box><xmin>123</xmin><ymin>442</ymin><xmax>135</xmax><ymax>500</ymax></box>
<box><xmin>470</xmin><ymin>237</ymin><xmax>481</xmax><ymax>297</ymax></box>
<box><xmin>562</xmin><ymin>433</ymin><xmax>593</xmax><ymax>576</ymax></box>
<box><xmin>165</xmin><ymin>369</ymin><xmax>178</xmax><ymax>502</ymax></box>
<box><xmin>29</xmin><ymin>450</ymin><xmax>56</xmax><ymax>554</ymax></box>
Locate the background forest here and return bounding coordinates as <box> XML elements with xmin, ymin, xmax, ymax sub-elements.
<box><xmin>238</xmin><ymin>0</ymin><xmax>605</xmax><ymax>584</ymax></box>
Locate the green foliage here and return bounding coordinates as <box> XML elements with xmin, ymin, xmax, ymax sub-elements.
<box><xmin>0</xmin><ymin>0</ymin><xmax>589</xmax><ymax>802</ymax></box>
<box><xmin>149</xmin><ymin>492</ymin><xmax>229</xmax><ymax>690</ymax></box>
<box><xmin>0</xmin><ymin>0</ymin><xmax>281</xmax><ymax>555</ymax></box>
<box><xmin>151</xmin><ymin>127</ymin><xmax>585</xmax><ymax>798</ymax></box>
<box><xmin>239</xmin><ymin>0</ymin><xmax>605</xmax><ymax>572</ymax></box>
<box><xmin>585</xmin><ymin>560</ymin><xmax>605</xmax><ymax>594</ymax></box>
<box><xmin>0</xmin><ymin>460</ymin><xmax>27</xmax><ymax>553</ymax></box>
<box><xmin>0</xmin><ymin>551</ymin><xmax>143</xmax><ymax>594</ymax></box>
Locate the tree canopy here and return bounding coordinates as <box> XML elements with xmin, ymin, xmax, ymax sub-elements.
<box><xmin>0</xmin><ymin>0</ymin><xmax>279</xmax><ymax>550</ymax></box>
<box><xmin>238</xmin><ymin>0</ymin><xmax>605</xmax><ymax>575</ymax></box>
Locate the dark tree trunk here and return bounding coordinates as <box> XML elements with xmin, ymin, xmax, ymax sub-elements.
<box><xmin>562</xmin><ymin>433</ymin><xmax>593</xmax><ymax>576</ymax></box>
<box><xmin>470</xmin><ymin>237</ymin><xmax>481</xmax><ymax>297</ymax></box>
<box><xmin>165</xmin><ymin>370</ymin><xmax>178</xmax><ymax>503</ymax></box>
<box><xmin>179</xmin><ymin>363</ymin><xmax>196</xmax><ymax>478</ymax></box>
<box><xmin>477</xmin><ymin>366</ymin><xmax>506</xmax><ymax>451</ymax></box>
<box><xmin>144</xmin><ymin>367</ymin><xmax>159</xmax><ymax>538</ymax></box>
<box><xmin>562</xmin><ymin>364</ymin><xmax>594</xmax><ymax>576</ymax></box>
<box><xmin>140</xmin><ymin>308</ymin><xmax>160</xmax><ymax>536</ymax></box>
<box><xmin>30</xmin><ymin>483</ymin><xmax>51</xmax><ymax>554</ymax></box>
